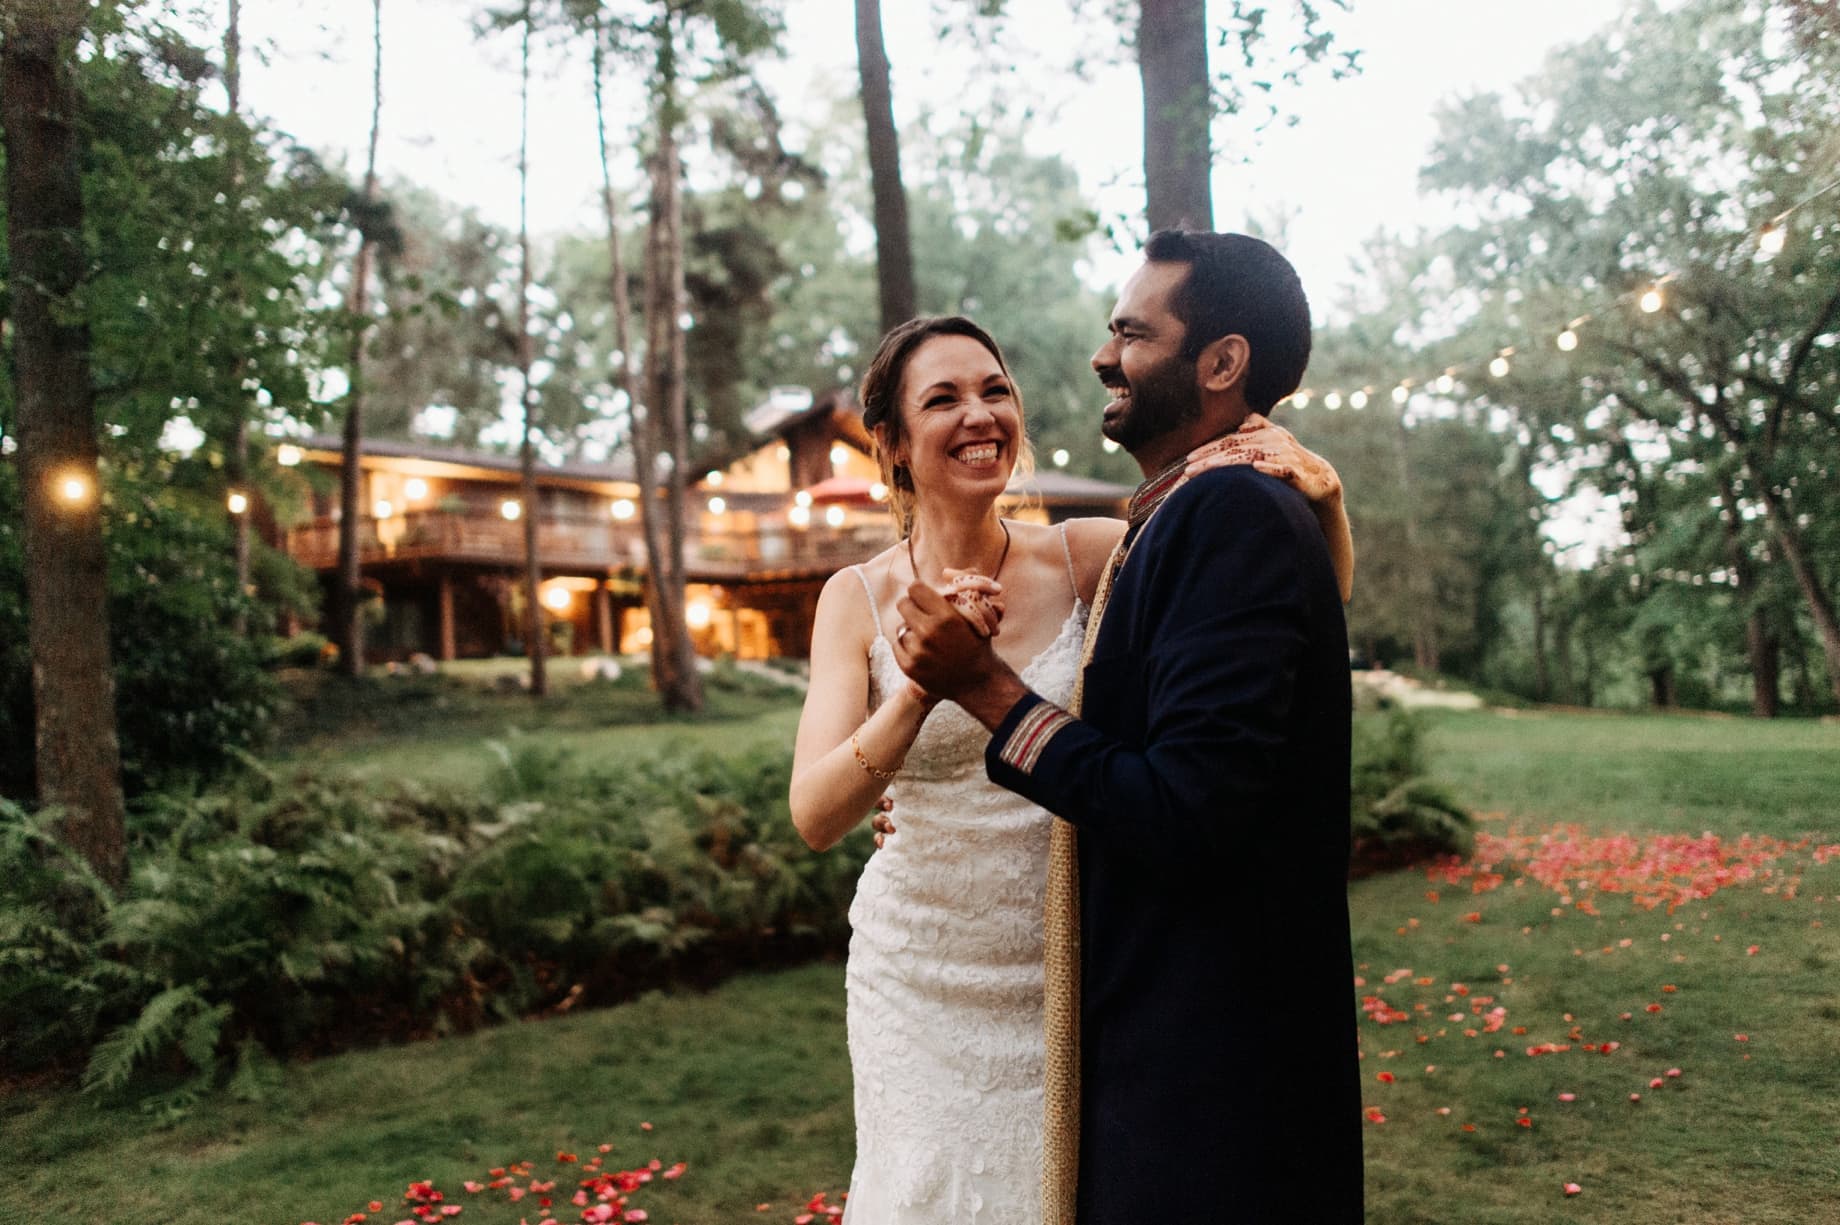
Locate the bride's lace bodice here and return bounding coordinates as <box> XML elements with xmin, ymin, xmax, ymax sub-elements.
<box><xmin>842</xmin><ymin>533</ymin><xmax>1086</xmax><ymax>1225</ymax></box>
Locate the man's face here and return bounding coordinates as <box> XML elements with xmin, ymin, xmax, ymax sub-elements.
<box><xmin>1091</xmin><ymin>261</ymin><xmax>1202</xmax><ymax>456</ymax></box>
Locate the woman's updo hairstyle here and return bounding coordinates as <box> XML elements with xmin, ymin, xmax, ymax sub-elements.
<box><xmin>857</xmin><ymin>315</ymin><xmax>1032</xmax><ymax>538</ymax></box>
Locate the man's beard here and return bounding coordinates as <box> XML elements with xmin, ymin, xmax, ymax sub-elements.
<box><xmin>1100</xmin><ymin>351</ymin><xmax>1203</xmax><ymax>456</ymax></box>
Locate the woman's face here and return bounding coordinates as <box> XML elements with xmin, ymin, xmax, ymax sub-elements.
<box><xmin>886</xmin><ymin>334</ymin><xmax>1022</xmax><ymax>505</ymax></box>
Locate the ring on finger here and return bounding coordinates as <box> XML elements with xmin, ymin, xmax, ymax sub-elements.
<box><xmin>896</xmin><ymin>624</ymin><xmax>910</xmax><ymax>643</ymax></box>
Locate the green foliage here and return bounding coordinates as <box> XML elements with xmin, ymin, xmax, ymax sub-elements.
<box><xmin>0</xmin><ymin>467</ymin><xmax>282</xmax><ymax>801</ymax></box>
<box><xmin>0</xmin><ymin>744</ymin><xmax>868</xmax><ymax>1104</ymax></box>
<box><xmin>1350</xmin><ymin>708</ymin><xmax>1474</xmax><ymax>869</ymax></box>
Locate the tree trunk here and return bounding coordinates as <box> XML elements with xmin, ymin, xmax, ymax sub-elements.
<box><xmin>640</xmin><ymin>13</ymin><xmax>704</xmax><ymax>713</ymax></box>
<box><xmin>516</xmin><ymin>9</ymin><xmax>547</xmax><ymax>697</ymax></box>
<box><xmin>1753</xmin><ymin>477</ymin><xmax>1840</xmax><ymax>707</ymax></box>
<box><xmin>3</xmin><ymin>3</ymin><xmax>128</xmax><ymax>891</ymax></box>
<box><xmin>854</xmin><ymin>0</ymin><xmax>915</xmax><ymax>332</ymax></box>
<box><xmin>1138</xmin><ymin>0</ymin><xmax>1212</xmax><ymax>231</ymax></box>
<box><xmin>592</xmin><ymin>19</ymin><xmax>677</xmax><ymax>699</ymax></box>
<box><xmin>1530</xmin><ymin>580</ymin><xmax>1551</xmax><ymax>701</ymax></box>
<box><xmin>337</xmin><ymin>0</ymin><xmax>383</xmax><ymax>677</ymax></box>
<box><xmin>1716</xmin><ymin>472</ymin><xmax>1779</xmax><ymax>718</ymax></box>
<box><xmin>224</xmin><ymin>0</ymin><xmax>251</xmax><ymax>635</ymax></box>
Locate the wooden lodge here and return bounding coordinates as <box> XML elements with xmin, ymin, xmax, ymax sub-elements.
<box><xmin>281</xmin><ymin>389</ymin><xmax>1131</xmax><ymax>663</ymax></box>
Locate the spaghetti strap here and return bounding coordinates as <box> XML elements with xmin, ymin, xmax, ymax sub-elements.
<box><xmin>1056</xmin><ymin>522</ymin><xmax>1079</xmax><ymax>600</ymax></box>
<box><xmin>850</xmin><ymin>565</ymin><xmax>887</xmax><ymax>643</ymax></box>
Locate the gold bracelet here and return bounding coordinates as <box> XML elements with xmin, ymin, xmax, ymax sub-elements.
<box><xmin>851</xmin><ymin>731</ymin><xmax>898</xmax><ymax>781</ymax></box>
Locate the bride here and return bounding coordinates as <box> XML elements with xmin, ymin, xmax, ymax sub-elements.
<box><xmin>789</xmin><ymin>315</ymin><xmax>1352</xmax><ymax>1223</ymax></box>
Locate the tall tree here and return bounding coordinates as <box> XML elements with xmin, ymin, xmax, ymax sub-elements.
<box><xmin>223</xmin><ymin>0</ymin><xmax>252</xmax><ymax>632</ymax></box>
<box><xmin>2</xmin><ymin>0</ymin><xmax>128</xmax><ymax>889</ymax></box>
<box><xmin>336</xmin><ymin>0</ymin><xmax>384</xmax><ymax>677</ymax></box>
<box><xmin>640</xmin><ymin>3</ymin><xmax>703</xmax><ymax>712</ymax></box>
<box><xmin>854</xmin><ymin>0</ymin><xmax>914</xmax><ymax>331</ymax></box>
<box><xmin>516</xmin><ymin>7</ymin><xmax>548</xmax><ymax>696</ymax></box>
<box><xmin>587</xmin><ymin>12</ymin><xmax>694</xmax><ymax>711</ymax></box>
<box><xmin>1137</xmin><ymin>0</ymin><xmax>1211</xmax><ymax>230</ymax></box>
<box><xmin>1421</xmin><ymin>0</ymin><xmax>1840</xmax><ymax>707</ymax></box>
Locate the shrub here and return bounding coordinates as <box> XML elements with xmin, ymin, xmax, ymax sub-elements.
<box><xmin>0</xmin><ymin>745</ymin><xmax>870</xmax><ymax>1106</ymax></box>
<box><xmin>1349</xmin><ymin>708</ymin><xmax>1474</xmax><ymax>872</ymax></box>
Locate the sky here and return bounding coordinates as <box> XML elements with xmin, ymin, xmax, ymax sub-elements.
<box><xmin>228</xmin><ymin>0</ymin><xmax>1619</xmax><ymax>313</ymax></box>
<box><xmin>212</xmin><ymin>0</ymin><xmax>1629</xmax><ymax>556</ymax></box>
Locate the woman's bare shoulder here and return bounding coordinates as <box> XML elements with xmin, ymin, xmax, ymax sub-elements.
<box><xmin>1056</xmin><ymin>516</ymin><xmax>1128</xmax><ymax>604</ymax></box>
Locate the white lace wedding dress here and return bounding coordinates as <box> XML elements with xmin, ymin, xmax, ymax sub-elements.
<box><xmin>841</xmin><ymin>538</ymin><xmax>1087</xmax><ymax>1225</ymax></box>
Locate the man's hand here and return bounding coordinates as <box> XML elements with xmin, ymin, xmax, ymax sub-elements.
<box><xmin>893</xmin><ymin>580</ymin><xmax>1030</xmax><ymax>729</ymax></box>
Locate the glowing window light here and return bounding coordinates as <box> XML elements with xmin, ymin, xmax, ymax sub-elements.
<box><xmin>610</xmin><ymin>498</ymin><xmax>635</xmax><ymax>520</ymax></box>
<box><xmin>373</xmin><ymin>499</ymin><xmax>394</xmax><ymax>519</ymax></box>
<box><xmin>686</xmin><ymin>599</ymin><xmax>712</xmax><ymax>629</ymax></box>
<box><xmin>1758</xmin><ymin>223</ymin><xmax>1786</xmax><ymax>259</ymax></box>
<box><xmin>542</xmin><ymin>586</ymin><xmax>572</xmax><ymax>612</ymax></box>
<box><xmin>276</xmin><ymin>444</ymin><xmax>303</xmax><ymax>467</ymax></box>
<box><xmin>1639</xmin><ymin>287</ymin><xmax>1664</xmax><ymax>314</ymax></box>
<box><xmin>824</xmin><ymin>505</ymin><xmax>846</xmax><ymax>528</ymax></box>
<box><xmin>1323</xmin><ymin>392</ymin><xmax>1343</xmax><ymax>411</ymax></box>
<box><xmin>869</xmin><ymin>482</ymin><xmax>889</xmax><ymax>502</ymax></box>
<box><xmin>500</xmin><ymin>499</ymin><xmax>522</xmax><ymax>521</ymax></box>
<box><xmin>1489</xmin><ymin>355</ymin><xmax>1512</xmax><ymax>378</ymax></box>
<box><xmin>1557</xmin><ymin>329</ymin><xmax>1579</xmax><ymax>352</ymax></box>
<box><xmin>404</xmin><ymin>477</ymin><xmax>429</xmax><ymax>501</ymax></box>
<box><xmin>226</xmin><ymin>491</ymin><xmax>250</xmax><ymax>515</ymax></box>
<box><xmin>1052</xmin><ymin>449</ymin><xmax>1070</xmax><ymax>467</ymax></box>
<box><xmin>1349</xmin><ymin>390</ymin><xmax>1369</xmax><ymax>410</ymax></box>
<box><xmin>707</xmin><ymin>496</ymin><xmax>727</xmax><ymax>515</ymax></box>
<box><xmin>788</xmin><ymin>504</ymin><xmax>812</xmax><ymax>528</ymax></box>
<box><xmin>794</xmin><ymin>490</ymin><xmax>813</xmax><ymax>508</ymax></box>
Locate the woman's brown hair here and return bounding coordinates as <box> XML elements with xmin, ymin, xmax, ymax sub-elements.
<box><xmin>857</xmin><ymin>315</ymin><xmax>1033</xmax><ymax>537</ymax></box>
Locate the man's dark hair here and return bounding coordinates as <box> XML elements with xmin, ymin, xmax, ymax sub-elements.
<box><xmin>1143</xmin><ymin>229</ymin><xmax>1312</xmax><ymax>413</ymax></box>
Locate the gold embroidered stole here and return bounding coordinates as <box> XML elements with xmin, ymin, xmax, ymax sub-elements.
<box><xmin>1041</xmin><ymin>456</ymin><xmax>1189</xmax><ymax>1225</ymax></box>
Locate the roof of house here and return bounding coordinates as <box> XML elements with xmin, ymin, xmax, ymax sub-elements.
<box><xmin>298</xmin><ymin>434</ymin><xmax>639</xmax><ymax>486</ymax></box>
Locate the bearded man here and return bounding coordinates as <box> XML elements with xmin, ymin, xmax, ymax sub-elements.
<box><xmin>896</xmin><ymin>230</ymin><xmax>1363</xmax><ymax>1223</ymax></box>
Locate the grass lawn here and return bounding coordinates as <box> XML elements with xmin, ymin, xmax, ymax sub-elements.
<box><xmin>5</xmin><ymin>707</ymin><xmax>1839</xmax><ymax>1223</ymax></box>
<box><xmin>270</xmin><ymin>664</ymin><xmax>804</xmax><ymax>790</ymax></box>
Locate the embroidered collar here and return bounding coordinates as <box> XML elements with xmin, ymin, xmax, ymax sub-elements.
<box><xmin>1126</xmin><ymin>457</ymin><xmax>1188</xmax><ymax>531</ymax></box>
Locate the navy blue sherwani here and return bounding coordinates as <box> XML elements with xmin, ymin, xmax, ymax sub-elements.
<box><xmin>987</xmin><ymin>463</ymin><xmax>1363</xmax><ymax>1223</ymax></box>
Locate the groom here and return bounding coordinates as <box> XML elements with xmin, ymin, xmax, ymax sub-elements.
<box><xmin>894</xmin><ymin>230</ymin><xmax>1362</xmax><ymax>1222</ymax></box>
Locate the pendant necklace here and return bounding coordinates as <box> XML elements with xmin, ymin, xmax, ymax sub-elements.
<box><xmin>908</xmin><ymin>518</ymin><xmax>1012</xmax><ymax>587</ymax></box>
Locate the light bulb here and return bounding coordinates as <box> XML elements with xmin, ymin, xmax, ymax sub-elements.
<box><xmin>1435</xmin><ymin>374</ymin><xmax>1456</xmax><ymax>395</ymax></box>
<box><xmin>227</xmin><ymin>491</ymin><xmax>249</xmax><ymax>515</ymax></box>
<box><xmin>788</xmin><ymin>505</ymin><xmax>811</xmax><ymax>529</ymax></box>
<box><xmin>707</xmin><ymin>496</ymin><xmax>726</xmax><ymax>515</ymax></box>
<box><xmin>501</xmin><ymin>499</ymin><xmax>522</xmax><ymax>521</ymax></box>
<box><xmin>276</xmin><ymin>444</ymin><xmax>303</xmax><ymax>467</ymax></box>
<box><xmin>610</xmin><ymin>499</ymin><xmax>635</xmax><ymax>520</ymax></box>
<box><xmin>1292</xmin><ymin>392</ymin><xmax>1311</xmax><ymax>409</ymax></box>
<box><xmin>825</xmin><ymin>505</ymin><xmax>845</xmax><ymax>528</ymax></box>
<box><xmin>1557</xmin><ymin>329</ymin><xmax>1579</xmax><ymax>352</ymax></box>
<box><xmin>1758</xmin><ymin>224</ymin><xmax>1785</xmax><ymax>259</ymax></box>
<box><xmin>404</xmin><ymin>478</ymin><xmax>429</xmax><ymax>501</ymax></box>
<box><xmin>1639</xmin><ymin>287</ymin><xmax>1664</xmax><ymax>314</ymax></box>
<box><xmin>1323</xmin><ymin>392</ymin><xmax>1343</xmax><ymax>411</ymax></box>
<box><xmin>1349</xmin><ymin>390</ymin><xmax>1369</xmax><ymax>410</ymax></box>
<box><xmin>1052</xmin><ymin>449</ymin><xmax>1070</xmax><ymax>468</ymax></box>
<box><xmin>1490</xmin><ymin>356</ymin><xmax>1511</xmax><ymax>378</ymax></box>
<box><xmin>1392</xmin><ymin>385</ymin><xmax>1409</xmax><ymax>405</ymax></box>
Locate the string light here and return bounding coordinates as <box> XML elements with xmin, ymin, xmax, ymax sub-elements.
<box><xmin>542</xmin><ymin>586</ymin><xmax>572</xmax><ymax>612</ymax></box>
<box><xmin>824</xmin><ymin>505</ymin><xmax>846</xmax><ymax>528</ymax></box>
<box><xmin>794</xmin><ymin>489</ymin><xmax>813</xmax><ymax>509</ymax></box>
<box><xmin>404</xmin><ymin>477</ymin><xmax>429</xmax><ymax>501</ymax></box>
<box><xmin>610</xmin><ymin>498</ymin><xmax>635</xmax><ymax>520</ymax></box>
<box><xmin>57</xmin><ymin>472</ymin><xmax>93</xmax><ymax>506</ymax></box>
<box><xmin>1256</xmin><ymin>176</ymin><xmax>1837</xmax><ymax>429</ymax></box>
<box><xmin>707</xmin><ymin>496</ymin><xmax>727</xmax><ymax>515</ymax></box>
<box><xmin>226</xmin><ymin>491</ymin><xmax>249</xmax><ymax>515</ymax></box>
<box><xmin>788</xmin><ymin>504</ymin><xmax>811</xmax><ymax>528</ymax></box>
<box><xmin>500</xmin><ymin>499</ymin><xmax>522</xmax><ymax>521</ymax></box>
<box><xmin>276</xmin><ymin>444</ymin><xmax>303</xmax><ymax>467</ymax></box>
<box><xmin>1052</xmin><ymin>449</ymin><xmax>1070</xmax><ymax>467</ymax></box>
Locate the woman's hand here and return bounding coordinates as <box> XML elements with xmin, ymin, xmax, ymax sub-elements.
<box><xmin>871</xmin><ymin>796</ymin><xmax>896</xmax><ymax>848</ymax></box>
<box><xmin>940</xmin><ymin>568</ymin><xmax>1006</xmax><ymax>638</ymax></box>
<box><xmin>1184</xmin><ymin>413</ymin><xmax>1342</xmax><ymax>507</ymax></box>
<box><xmin>1184</xmin><ymin>414</ymin><xmax>1356</xmax><ymax>603</ymax></box>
